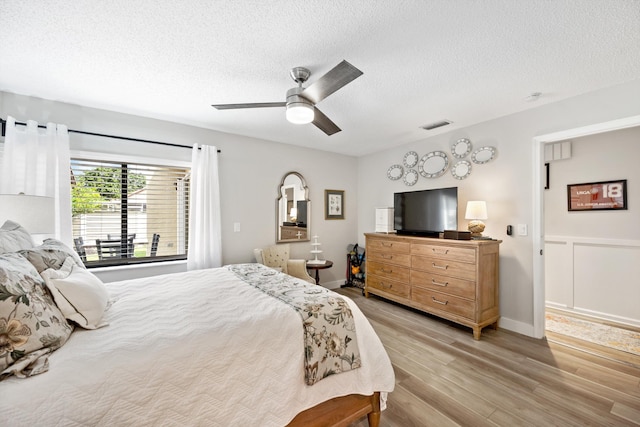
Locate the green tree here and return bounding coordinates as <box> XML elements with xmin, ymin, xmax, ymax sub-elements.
<box><xmin>71</xmin><ymin>184</ymin><xmax>103</xmax><ymax>216</ymax></box>
<box><xmin>80</xmin><ymin>167</ymin><xmax>146</xmax><ymax>199</ymax></box>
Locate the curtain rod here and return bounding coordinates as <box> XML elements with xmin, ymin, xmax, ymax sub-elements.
<box><xmin>0</xmin><ymin>118</ymin><xmax>220</xmax><ymax>153</ymax></box>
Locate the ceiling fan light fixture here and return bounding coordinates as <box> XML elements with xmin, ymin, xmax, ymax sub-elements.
<box><xmin>286</xmin><ymin>102</ymin><xmax>314</xmax><ymax>124</ymax></box>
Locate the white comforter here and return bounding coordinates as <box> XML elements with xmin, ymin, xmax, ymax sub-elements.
<box><xmin>0</xmin><ymin>266</ymin><xmax>395</xmax><ymax>426</ymax></box>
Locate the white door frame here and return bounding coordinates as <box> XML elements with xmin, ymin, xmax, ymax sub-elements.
<box><xmin>531</xmin><ymin>115</ymin><xmax>640</xmax><ymax>338</ymax></box>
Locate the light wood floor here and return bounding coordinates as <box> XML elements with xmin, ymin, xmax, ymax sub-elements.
<box><xmin>336</xmin><ymin>287</ymin><xmax>640</xmax><ymax>427</ymax></box>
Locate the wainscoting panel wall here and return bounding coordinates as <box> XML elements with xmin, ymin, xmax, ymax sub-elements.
<box><xmin>545</xmin><ymin>235</ymin><xmax>640</xmax><ymax>327</ymax></box>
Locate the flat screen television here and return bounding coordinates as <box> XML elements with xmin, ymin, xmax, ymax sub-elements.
<box><xmin>394</xmin><ymin>187</ymin><xmax>458</xmax><ymax>237</ymax></box>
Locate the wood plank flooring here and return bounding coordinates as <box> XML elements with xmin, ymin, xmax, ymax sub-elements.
<box><xmin>336</xmin><ymin>287</ymin><xmax>640</xmax><ymax>427</ymax></box>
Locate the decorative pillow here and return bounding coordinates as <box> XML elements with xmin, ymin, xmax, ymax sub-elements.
<box><xmin>0</xmin><ymin>220</ymin><xmax>34</xmax><ymax>255</ymax></box>
<box><xmin>40</xmin><ymin>257</ymin><xmax>109</xmax><ymax>330</ymax></box>
<box><xmin>19</xmin><ymin>238</ymin><xmax>85</xmax><ymax>273</ymax></box>
<box><xmin>0</xmin><ymin>253</ymin><xmax>73</xmax><ymax>380</ymax></box>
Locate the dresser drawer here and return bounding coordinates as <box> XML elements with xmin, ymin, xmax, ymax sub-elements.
<box><xmin>411</xmin><ymin>288</ymin><xmax>475</xmax><ymax>320</ymax></box>
<box><xmin>367</xmin><ymin>275</ymin><xmax>410</xmax><ymax>299</ymax></box>
<box><xmin>367</xmin><ymin>239</ymin><xmax>411</xmax><ymax>254</ymax></box>
<box><xmin>367</xmin><ymin>261</ymin><xmax>411</xmax><ymax>282</ymax></box>
<box><xmin>412</xmin><ymin>243</ymin><xmax>475</xmax><ymax>263</ymax></box>
<box><xmin>411</xmin><ymin>271</ymin><xmax>476</xmax><ymax>300</ymax></box>
<box><xmin>411</xmin><ymin>256</ymin><xmax>476</xmax><ymax>281</ymax></box>
<box><xmin>368</xmin><ymin>250</ymin><xmax>411</xmax><ymax>267</ymax></box>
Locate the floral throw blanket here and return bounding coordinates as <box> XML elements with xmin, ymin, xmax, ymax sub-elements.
<box><xmin>226</xmin><ymin>263</ymin><xmax>361</xmax><ymax>385</ymax></box>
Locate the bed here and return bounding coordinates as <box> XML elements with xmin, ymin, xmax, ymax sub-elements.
<box><xmin>0</xmin><ymin>222</ymin><xmax>395</xmax><ymax>426</ymax></box>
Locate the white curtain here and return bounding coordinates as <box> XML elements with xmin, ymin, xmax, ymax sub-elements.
<box><xmin>0</xmin><ymin>116</ymin><xmax>72</xmax><ymax>244</ymax></box>
<box><xmin>187</xmin><ymin>144</ymin><xmax>222</xmax><ymax>270</ymax></box>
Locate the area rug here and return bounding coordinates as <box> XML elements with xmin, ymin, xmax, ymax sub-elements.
<box><xmin>546</xmin><ymin>312</ymin><xmax>640</xmax><ymax>357</ymax></box>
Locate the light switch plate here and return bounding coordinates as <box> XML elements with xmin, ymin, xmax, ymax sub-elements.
<box><xmin>517</xmin><ymin>224</ymin><xmax>528</xmax><ymax>236</ymax></box>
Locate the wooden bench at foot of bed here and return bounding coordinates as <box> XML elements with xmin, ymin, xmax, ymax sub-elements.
<box><xmin>287</xmin><ymin>392</ymin><xmax>381</xmax><ymax>427</ymax></box>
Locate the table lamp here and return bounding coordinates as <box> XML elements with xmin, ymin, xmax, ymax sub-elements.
<box><xmin>465</xmin><ymin>201</ymin><xmax>488</xmax><ymax>238</ymax></box>
<box><xmin>0</xmin><ymin>194</ymin><xmax>55</xmax><ymax>234</ymax></box>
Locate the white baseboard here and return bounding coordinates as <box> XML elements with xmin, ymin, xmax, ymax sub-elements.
<box><xmin>499</xmin><ymin>316</ymin><xmax>538</xmax><ymax>338</ymax></box>
<box><xmin>322</xmin><ymin>280</ymin><xmax>343</xmax><ymax>290</ymax></box>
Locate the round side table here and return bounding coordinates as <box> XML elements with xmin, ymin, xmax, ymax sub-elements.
<box><xmin>306</xmin><ymin>260</ymin><xmax>333</xmax><ymax>285</ymax></box>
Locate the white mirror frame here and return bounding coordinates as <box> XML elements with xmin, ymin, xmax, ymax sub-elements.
<box><xmin>451</xmin><ymin>160</ymin><xmax>472</xmax><ymax>180</ymax></box>
<box><xmin>471</xmin><ymin>146</ymin><xmax>497</xmax><ymax>164</ymax></box>
<box><xmin>451</xmin><ymin>138</ymin><xmax>472</xmax><ymax>159</ymax></box>
<box><xmin>403</xmin><ymin>169</ymin><xmax>419</xmax><ymax>186</ymax></box>
<box><xmin>403</xmin><ymin>151</ymin><xmax>419</xmax><ymax>168</ymax></box>
<box><xmin>418</xmin><ymin>151</ymin><xmax>449</xmax><ymax>178</ymax></box>
<box><xmin>387</xmin><ymin>164</ymin><xmax>404</xmax><ymax>180</ymax></box>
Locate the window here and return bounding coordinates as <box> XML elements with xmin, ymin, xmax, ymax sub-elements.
<box><xmin>71</xmin><ymin>157</ymin><xmax>190</xmax><ymax>267</ymax></box>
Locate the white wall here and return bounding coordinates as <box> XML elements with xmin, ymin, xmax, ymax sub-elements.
<box><xmin>544</xmin><ymin>127</ymin><xmax>640</xmax><ymax>327</ymax></box>
<box><xmin>357</xmin><ymin>78</ymin><xmax>640</xmax><ymax>335</ymax></box>
<box><xmin>545</xmin><ymin>127</ymin><xmax>639</xmax><ymax>239</ymax></box>
<box><xmin>0</xmin><ymin>91</ymin><xmax>359</xmax><ymax>287</ymax></box>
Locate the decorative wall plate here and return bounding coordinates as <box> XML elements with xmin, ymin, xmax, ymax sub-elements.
<box><xmin>451</xmin><ymin>160</ymin><xmax>472</xmax><ymax>180</ymax></box>
<box><xmin>451</xmin><ymin>138</ymin><xmax>472</xmax><ymax>159</ymax></box>
<box><xmin>403</xmin><ymin>169</ymin><xmax>419</xmax><ymax>186</ymax></box>
<box><xmin>418</xmin><ymin>151</ymin><xmax>449</xmax><ymax>178</ymax></box>
<box><xmin>403</xmin><ymin>151</ymin><xmax>419</xmax><ymax>168</ymax></box>
<box><xmin>387</xmin><ymin>164</ymin><xmax>404</xmax><ymax>180</ymax></box>
<box><xmin>471</xmin><ymin>146</ymin><xmax>497</xmax><ymax>164</ymax></box>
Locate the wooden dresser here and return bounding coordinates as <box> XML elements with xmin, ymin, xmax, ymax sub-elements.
<box><xmin>365</xmin><ymin>233</ymin><xmax>501</xmax><ymax>339</ymax></box>
<box><xmin>280</xmin><ymin>225</ymin><xmax>308</xmax><ymax>240</ymax></box>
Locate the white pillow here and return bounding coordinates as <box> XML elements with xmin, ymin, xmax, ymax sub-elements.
<box><xmin>41</xmin><ymin>257</ymin><xmax>109</xmax><ymax>329</ymax></box>
<box><xmin>0</xmin><ymin>220</ymin><xmax>35</xmax><ymax>254</ymax></box>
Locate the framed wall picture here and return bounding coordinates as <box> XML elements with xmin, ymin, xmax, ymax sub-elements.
<box><xmin>325</xmin><ymin>189</ymin><xmax>345</xmax><ymax>220</ymax></box>
<box><xmin>567</xmin><ymin>179</ymin><xmax>627</xmax><ymax>211</ymax></box>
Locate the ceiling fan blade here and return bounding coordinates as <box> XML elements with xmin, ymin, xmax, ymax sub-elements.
<box><xmin>302</xmin><ymin>60</ymin><xmax>363</xmax><ymax>104</ymax></box>
<box><xmin>312</xmin><ymin>107</ymin><xmax>341</xmax><ymax>136</ymax></box>
<box><xmin>212</xmin><ymin>102</ymin><xmax>286</xmax><ymax>110</ymax></box>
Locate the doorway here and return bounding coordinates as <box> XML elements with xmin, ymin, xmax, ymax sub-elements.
<box><xmin>532</xmin><ymin>114</ymin><xmax>640</xmax><ymax>340</ymax></box>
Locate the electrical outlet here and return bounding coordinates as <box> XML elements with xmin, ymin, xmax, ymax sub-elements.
<box><xmin>233</xmin><ymin>222</ymin><xmax>241</xmax><ymax>232</ymax></box>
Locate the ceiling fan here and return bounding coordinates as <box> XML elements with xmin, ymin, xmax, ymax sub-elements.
<box><xmin>212</xmin><ymin>60</ymin><xmax>363</xmax><ymax>136</ymax></box>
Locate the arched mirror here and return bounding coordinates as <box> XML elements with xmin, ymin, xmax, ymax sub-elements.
<box><xmin>276</xmin><ymin>171</ymin><xmax>310</xmax><ymax>243</ymax></box>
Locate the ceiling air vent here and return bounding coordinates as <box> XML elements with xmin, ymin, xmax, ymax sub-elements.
<box><xmin>421</xmin><ymin>120</ymin><xmax>452</xmax><ymax>131</ymax></box>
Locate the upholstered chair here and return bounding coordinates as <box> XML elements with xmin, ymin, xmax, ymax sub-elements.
<box><xmin>253</xmin><ymin>244</ymin><xmax>315</xmax><ymax>284</ymax></box>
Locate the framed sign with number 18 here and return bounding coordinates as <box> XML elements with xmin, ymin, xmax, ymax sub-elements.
<box><xmin>567</xmin><ymin>179</ymin><xmax>627</xmax><ymax>212</ymax></box>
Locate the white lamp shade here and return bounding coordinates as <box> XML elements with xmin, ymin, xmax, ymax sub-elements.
<box><xmin>289</xmin><ymin>207</ymin><xmax>298</xmax><ymax>219</ymax></box>
<box><xmin>465</xmin><ymin>201</ymin><xmax>488</xmax><ymax>220</ymax></box>
<box><xmin>0</xmin><ymin>194</ymin><xmax>55</xmax><ymax>233</ymax></box>
<box><xmin>286</xmin><ymin>102</ymin><xmax>314</xmax><ymax>124</ymax></box>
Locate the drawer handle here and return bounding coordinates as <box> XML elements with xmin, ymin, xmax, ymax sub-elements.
<box><xmin>432</xmin><ymin>248</ymin><xmax>450</xmax><ymax>254</ymax></box>
<box><xmin>432</xmin><ymin>263</ymin><xmax>448</xmax><ymax>270</ymax></box>
<box><xmin>431</xmin><ymin>297</ymin><xmax>448</xmax><ymax>305</ymax></box>
<box><xmin>381</xmin><ymin>268</ymin><xmax>393</xmax><ymax>273</ymax></box>
<box><xmin>380</xmin><ymin>282</ymin><xmax>393</xmax><ymax>289</ymax></box>
<box><xmin>382</xmin><ymin>242</ymin><xmax>394</xmax><ymax>247</ymax></box>
<box><xmin>431</xmin><ymin>279</ymin><xmax>448</xmax><ymax>287</ymax></box>
<box><xmin>381</xmin><ymin>254</ymin><xmax>393</xmax><ymax>259</ymax></box>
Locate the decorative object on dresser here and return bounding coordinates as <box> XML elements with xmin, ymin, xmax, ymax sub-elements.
<box><xmin>464</xmin><ymin>201</ymin><xmax>488</xmax><ymax>238</ymax></box>
<box><xmin>374</xmin><ymin>207</ymin><xmax>394</xmax><ymax>233</ymax></box>
<box><xmin>324</xmin><ymin>189</ymin><xmax>345</xmax><ymax>220</ymax></box>
<box><xmin>364</xmin><ymin>233</ymin><xmax>501</xmax><ymax>340</ymax></box>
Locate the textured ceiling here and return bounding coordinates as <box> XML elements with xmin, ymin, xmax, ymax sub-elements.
<box><xmin>1</xmin><ymin>1</ymin><xmax>639</xmax><ymax>156</ymax></box>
